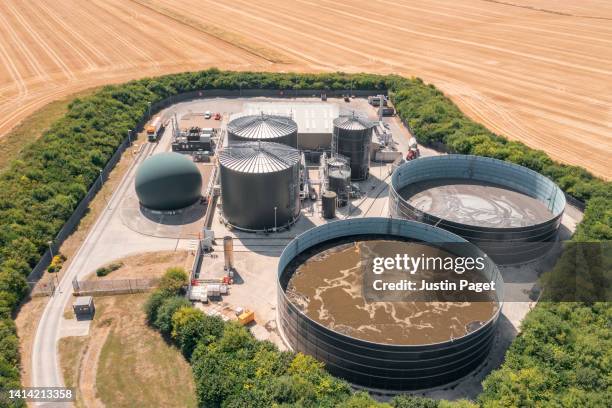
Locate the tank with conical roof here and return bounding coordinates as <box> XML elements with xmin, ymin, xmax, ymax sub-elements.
<box><xmin>219</xmin><ymin>141</ymin><xmax>301</xmax><ymax>231</ymax></box>
<box><xmin>332</xmin><ymin>114</ymin><xmax>374</xmax><ymax>180</ymax></box>
<box><xmin>326</xmin><ymin>155</ymin><xmax>351</xmax><ymax>205</ymax></box>
<box><xmin>227</xmin><ymin>113</ymin><xmax>298</xmax><ymax>148</ymax></box>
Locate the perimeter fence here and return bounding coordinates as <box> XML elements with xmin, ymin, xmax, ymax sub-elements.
<box><xmin>72</xmin><ymin>278</ymin><xmax>159</xmax><ymax>296</ymax></box>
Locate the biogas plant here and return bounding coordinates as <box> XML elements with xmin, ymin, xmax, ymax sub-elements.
<box><xmin>124</xmin><ymin>93</ymin><xmax>571</xmax><ymax>393</ymax></box>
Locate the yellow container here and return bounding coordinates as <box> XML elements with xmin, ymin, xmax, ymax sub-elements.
<box><xmin>238</xmin><ymin>311</ymin><xmax>255</xmax><ymax>325</ymax></box>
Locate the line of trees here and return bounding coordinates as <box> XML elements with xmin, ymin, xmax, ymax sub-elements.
<box><xmin>0</xmin><ymin>69</ymin><xmax>609</xmax><ymax>406</ymax></box>
<box><xmin>385</xmin><ymin>77</ymin><xmax>611</xmax><ymax>407</ymax></box>
<box><xmin>146</xmin><ymin>268</ymin><xmax>474</xmax><ymax>408</ymax></box>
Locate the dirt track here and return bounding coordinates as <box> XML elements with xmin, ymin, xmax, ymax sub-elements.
<box><xmin>0</xmin><ymin>0</ymin><xmax>610</xmax><ymax>178</ymax></box>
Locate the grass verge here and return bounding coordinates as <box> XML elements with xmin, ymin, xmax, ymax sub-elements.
<box><xmin>95</xmin><ymin>294</ymin><xmax>197</xmax><ymax>408</ymax></box>
<box><xmin>58</xmin><ymin>336</ymin><xmax>88</xmax><ymax>408</ymax></box>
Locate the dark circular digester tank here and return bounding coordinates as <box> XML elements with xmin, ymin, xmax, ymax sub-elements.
<box><xmin>219</xmin><ymin>141</ymin><xmax>301</xmax><ymax>231</ymax></box>
<box><xmin>389</xmin><ymin>155</ymin><xmax>566</xmax><ymax>264</ymax></box>
<box><xmin>227</xmin><ymin>113</ymin><xmax>298</xmax><ymax>148</ymax></box>
<box><xmin>277</xmin><ymin>218</ymin><xmax>503</xmax><ymax>391</ymax></box>
<box><xmin>332</xmin><ymin>115</ymin><xmax>374</xmax><ymax>180</ymax></box>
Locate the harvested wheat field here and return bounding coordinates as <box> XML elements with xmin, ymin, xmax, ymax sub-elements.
<box><xmin>0</xmin><ymin>0</ymin><xmax>610</xmax><ymax>178</ymax></box>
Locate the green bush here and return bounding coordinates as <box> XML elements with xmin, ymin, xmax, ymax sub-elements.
<box><xmin>0</xmin><ymin>354</ymin><xmax>25</xmax><ymax>408</ymax></box>
<box><xmin>95</xmin><ymin>262</ymin><xmax>123</xmax><ymax>277</ymax></box>
<box><xmin>143</xmin><ymin>267</ymin><xmax>190</xmax><ymax>326</ymax></box>
<box><xmin>479</xmin><ymin>302</ymin><xmax>611</xmax><ymax>407</ymax></box>
<box><xmin>143</xmin><ymin>290</ymin><xmax>170</xmax><ymax>325</ymax></box>
<box><xmin>171</xmin><ymin>307</ymin><xmax>224</xmax><ymax>358</ymax></box>
<box><xmin>337</xmin><ymin>393</ymin><xmax>393</xmax><ymax>408</ymax></box>
<box><xmin>153</xmin><ymin>296</ymin><xmax>191</xmax><ymax>336</ymax></box>
<box><xmin>0</xmin><ymin>320</ymin><xmax>19</xmax><ymax>367</ymax></box>
<box><xmin>392</xmin><ymin>395</ymin><xmax>440</xmax><ymax>408</ymax></box>
<box><xmin>189</xmin><ymin>323</ymin><xmax>354</xmax><ymax>408</ymax></box>
<box><xmin>158</xmin><ymin>267</ymin><xmax>188</xmax><ymax>295</ymax></box>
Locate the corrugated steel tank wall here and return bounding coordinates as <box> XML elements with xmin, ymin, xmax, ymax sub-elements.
<box><xmin>277</xmin><ymin>218</ymin><xmax>503</xmax><ymax>391</ymax></box>
<box><xmin>327</xmin><ymin>156</ymin><xmax>351</xmax><ymax>202</ymax></box>
<box><xmin>328</xmin><ymin>168</ymin><xmax>351</xmax><ymax>198</ymax></box>
<box><xmin>219</xmin><ymin>142</ymin><xmax>300</xmax><ymax>231</ymax></box>
<box><xmin>227</xmin><ymin>113</ymin><xmax>298</xmax><ymax>148</ymax></box>
<box><xmin>332</xmin><ymin>116</ymin><xmax>373</xmax><ymax>180</ymax></box>
<box><xmin>389</xmin><ymin>155</ymin><xmax>566</xmax><ymax>264</ymax></box>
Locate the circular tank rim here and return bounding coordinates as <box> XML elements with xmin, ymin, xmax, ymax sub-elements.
<box><xmin>277</xmin><ymin>217</ymin><xmax>504</xmax><ymax>350</ymax></box>
<box><xmin>221</xmin><ymin>212</ymin><xmax>301</xmax><ymax>233</ymax></box>
<box><xmin>218</xmin><ymin>141</ymin><xmax>300</xmax><ymax>174</ymax></box>
<box><xmin>227</xmin><ymin>113</ymin><xmax>298</xmax><ymax>139</ymax></box>
<box><xmin>333</xmin><ymin>115</ymin><xmax>375</xmax><ymax>130</ymax></box>
<box><xmin>389</xmin><ymin>155</ymin><xmax>566</xmax><ymax>233</ymax></box>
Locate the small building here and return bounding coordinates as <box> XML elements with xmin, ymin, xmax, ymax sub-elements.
<box><xmin>73</xmin><ymin>296</ymin><xmax>95</xmax><ymax>320</ymax></box>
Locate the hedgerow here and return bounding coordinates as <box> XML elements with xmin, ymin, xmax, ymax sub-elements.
<box><xmin>0</xmin><ymin>69</ymin><xmax>609</xmax><ymax>406</ymax></box>
<box><xmin>384</xmin><ymin>76</ymin><xmax>611</xmax><ymax>406</ymax></box>
<box><xmin>147</xmin><ymin>269</ymin><xmax>476</xmax><ymax>408</ymax></box>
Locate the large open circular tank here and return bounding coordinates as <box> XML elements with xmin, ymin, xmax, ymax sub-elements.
<box><xmin>277</xmin><ymin>218</ymin><xmax>503</xmax><ymax>391</ymax></box>
<box><xmin>390</xmin><ymin>155</ymin><xmax>566</xmax><ymax>264</ymax></box>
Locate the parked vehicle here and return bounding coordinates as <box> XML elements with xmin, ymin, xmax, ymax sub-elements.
<box><xmin>379</xmin><ymin>107</ymin><xmax>395</xmax><ymax>116</ymax></box>
<box><xmin>368</xmin><ymin>95</ymin><xmax>388</xmax><ymax>107</ymax></box>
<box><xmin>406</xmin><ymin>147</ymin><xmax>420</xmax><ymax>160</ymax></box>
<box><xmin>406</xmin><ymin>137</ymin><xmax>420</xmax><ymax>160</ymax></box>
<box><xmin>145</xmin><ymin>116</ymin><xmax>164</xmax><ymax>142</ymax></box>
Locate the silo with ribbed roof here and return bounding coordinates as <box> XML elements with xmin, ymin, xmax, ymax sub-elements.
<box><xmin>219</xmin><ymin>141</ymin><xmax>300</xmax><ymax>231</ymax></box>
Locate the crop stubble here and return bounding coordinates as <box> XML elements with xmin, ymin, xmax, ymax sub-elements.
<box><xmin>0</xmin><ymin>0</ymin><xmax>610</xmax><ymax>178</ymax></box>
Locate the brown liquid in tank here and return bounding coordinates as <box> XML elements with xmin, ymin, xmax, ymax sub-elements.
<box><xmin>286</xmin><ymin>240</ymin><xmax>498</xmax><ymax>345</ymax></box>
<box><xmin>399</xmin><ymin>179</ymin><xmax>553</xmax><ymax>228</ymax></box>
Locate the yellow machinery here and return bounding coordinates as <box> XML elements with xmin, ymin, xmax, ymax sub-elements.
<box><xmin>238</xmin><ymin>310</ymin><xmax>255</xmax><ymax>326</ymax></box>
